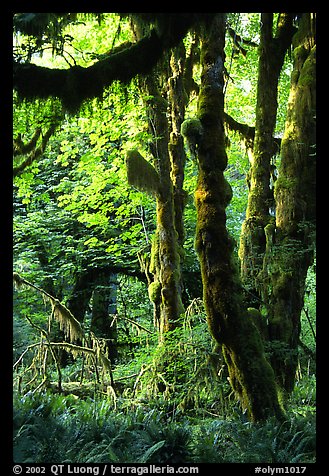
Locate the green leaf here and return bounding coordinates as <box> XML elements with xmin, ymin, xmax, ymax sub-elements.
<box><xmin>137</xmin><ymin>440</ymin><xmax>166</xmax><ymax>463</ymax></box>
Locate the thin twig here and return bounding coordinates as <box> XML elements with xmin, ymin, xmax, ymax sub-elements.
<box><xmin>13</xmin><ymin>343</ymin><xmax>40</xmax><ymax>369</ymax></box>
<box><xmin>303</xmin><ymin>307</ymin><xmax>316</xmax><ymax>342</ymax></box>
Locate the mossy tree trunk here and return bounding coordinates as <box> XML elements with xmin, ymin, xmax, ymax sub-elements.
<box><xmin>91</xmin><ymin>272</ymin><xmax>118</xmax><ymax>363</ymax></box>
<box><xmin>128</xmin><ymin>19</ymin><xmax>187</xmax><ymax>342</ymax></box>
<box><xmin>239</xmin><ymin>13</ymin><xmax>295</xmax><ymax>307</ymax></box>
<box><xmin>265</xmin><ymin>13</ymin><xmax>316</xmax><ymax>394</ymax></box>
<box><xmin>168</xmin><ymin>42</ymin><xmax>188</xmax><ymax>251</ymax></box>
<box><xmin>127</xmin><ymin>71</ymin><xmax>185</xmax><ymax>391</ymax></box>
<box><xmin>66</xmin><ymin>268</ymin><xmax>118</xmax><ymax>362</ymax></box>
<box><xmin>167</xmin><ymin>42</ymin><xmax>189</xmax><ymax>308</ymax></box>
<box><xmin>144</xmin><ymin>74</ymin><xmax>184</xmax><ymax>339</ymax></box>
<box><xmin>128</xmin><ymin>19</ymin><xmax>184</xmax><ymax>339</ymax></box>
<box><xmin>194</xmin><ymin>14</ymin><xmax>284</xmax><ymax>422</ymax></box>
<box><xmin>236</xmin><ymin>13</ymin><xmax>316</xmax><ymax>396</ymax></box>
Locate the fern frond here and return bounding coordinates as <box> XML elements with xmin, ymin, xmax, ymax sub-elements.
<box><xmin>138</xmin><ymin>440</ymin><xmax>166</xmax><ymax>463</ymax></box>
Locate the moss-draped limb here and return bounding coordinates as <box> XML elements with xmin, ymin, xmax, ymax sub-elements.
<box><xmin>13</xmin><ymin>122</ymin><xmax>58</xmax><ymax>177</ymax></box>
<box><xmin>13</xmin><ymin>127</ymin><xmax>42</xmax><ymax>156</ymax></box>
<box><xmin>13</xmin><ymin>31</ymin><xmax>163</xmax><ymax>113</ymax></box>
<box><xmin>194</xmin><ymin>14</ymin><xmax>283</xmax><ymax>422</ymax></box>
<box><xmin>13</xmin><ymin>14</ymin><xmax>211</xmax><ymax>113</ymax></box>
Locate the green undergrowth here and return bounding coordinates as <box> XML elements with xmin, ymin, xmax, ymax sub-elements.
<box><xmin>13</xmin><ymin>377</ymin><xmax>316</xmax><ymax>464</ymax></box>
<box><xmin>13</xmin><ymin>300</ymin><xmax>316</xmax><ymax>464</ymax></box>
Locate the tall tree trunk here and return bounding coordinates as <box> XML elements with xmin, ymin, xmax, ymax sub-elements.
<box><xmin>91</xmin><ymin>272</ymin><xmax>118</xmax><ymax>363</ymax></box>
<box><xmin>266</xmin><ymin>13</ymin><xmax>316</xmax><ymax>394</ymax></box>
<box><xmin>239</xmin><ymin>13</ymin><xmax>295</xmax><ymax>308</ymax></box>
<box><xmin>143</xmin><ymin>76</ymin><xmax>184</xmax><ymax>339</ymax></box>
<box><xmin>66</xmin><ymin>268</ymin><xmax>94</xmax><ymax>323</ymax></box>
<box><xmin>167</xmin><ymin>42</ymin><xmax>189</xmax><ymax>305</ymax></box>
<box><xmin>128</xmin><ymin>19</ymin><xmax>184</xmax><ymax>340</ymax></box>
<box><xmin>194</xmin><ymin>14</ymin><xmax>284</xmax><ymax>422</ymax></box>
<box><xmin>168</xmin><ymin>42</ymin><xmax>188</xmax><ymax>249</ymax></box>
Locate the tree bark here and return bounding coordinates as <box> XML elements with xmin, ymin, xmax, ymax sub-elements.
<box><xmin>194</xmin><ymin>14</ymin><xmax>284</xmax><ymax>422</ymax></box>
<box><xmin>266</xmin><ymin>13</ymin><xmax>316</xmax><ymax>394</ymax></box>
<box><xmin>91</xmin><ymin>272</ymin><xmax>118</xmax><ymax>363</ymax></box>
<box><xmin>66</xmin><ymin>269</ymin><xmax>94</xmax><ymax>323</ymax></box>
<box><xmin>144</xmin><ymin>77</ymin><xmax>184</xmax><ymax>338</ymax></box>
<box><xmin>239</xmin><ymin>13</ymin><xmax>296</xmax><ymax>307</ymax></box>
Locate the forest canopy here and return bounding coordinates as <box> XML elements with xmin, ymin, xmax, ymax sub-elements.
<box><xmin>13</xmin><ymin>13</ymin><xmax>316</xmax><ymax>464</ymax></box>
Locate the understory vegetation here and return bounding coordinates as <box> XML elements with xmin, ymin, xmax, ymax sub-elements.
<box><xmin>13</xmin><ymin>287</ymin><xmax>316</xmax><ymax>463</ymax></box>
<box><xmin>13</xmin><ymin>13</ymin><xmax>316</xmax><ymax>465</ymax></box>
<box><xmin>14</xmin><ymin>387</ymin><xmax>316</xmax><ymax>464</ymax></box>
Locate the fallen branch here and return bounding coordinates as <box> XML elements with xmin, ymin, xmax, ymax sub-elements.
<box><xmin>13</xmin><ymin>271</ymin><xmax>115</xmax><ymax>390</ymax></box>
<box><xmin>13</xmin><ymin>272</ymin><xmax>83</xmax><ymax>342</ymax></box>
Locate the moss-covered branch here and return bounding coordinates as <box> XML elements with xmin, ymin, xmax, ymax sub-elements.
<box><xmin>223</xmin><ymin>112</ymin><xmax>282</xmax><ymax>153</ymax></box>
<box><xmin>13</xmin><ymin>14</ymin><xmax>206</xmax><ymax>113</ymax></box>
<box><xmin>13</xmin><ymin>272</ymin><xmax>116</xmax><ymax>389</ymax></box>
<box><xmin>224</xmin><ymin>112</ymin><xmax>254</xmax><ymax>144</ymax></box>
<box><xmin>13</xmin><ymin>31</ymin><xmax>162</xmax><ymax>112</ymax></box>
<box><xmin>13</xmin><ymin>272</ymin><xmax>83</xmax><ymax>342</ymax></box>
<box><xmin>13</xmin><ymin>123</ymin><xmax>58</xmax><ymax>177</ymax></box>
<box><xmin>13</xmin><ymin>127</ymin><xmax>42</xmax><ymax>156</ymax></box>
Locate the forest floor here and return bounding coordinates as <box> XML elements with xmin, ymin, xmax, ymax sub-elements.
<box><xmin>13</xmin><ymin>373</ymin><xmax>316</xmax><ymax>464</ymax></box>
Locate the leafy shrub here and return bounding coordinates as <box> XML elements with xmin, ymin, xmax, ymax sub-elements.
<box><xmin>290</xmin><ymin>374</ymin><xmax>316</xmax><ymax>416</ymax></box>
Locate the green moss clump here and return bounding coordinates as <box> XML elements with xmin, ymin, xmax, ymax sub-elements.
<box><xmin>180</xmin><ymin>118</ymin><xmax>203</xmax><ymax>158</ymax></box>
<box><xmin>247</xmin><ymin>307</ymin><xmax>268</xmax><ymax>340</ymax></box>
<box><xmin>148</xmin><ymin>281</ymin><xmax>161</xmax><ymax>303</ymax></box>
<box><xmin>149</xmin><ymin>232</ymin><xmax>160</xmax><ymax>275</ymax></box>
<box><xmin>297</xmin><ymin>46</ymin><xmax>316</xmax><ymax>87</ymax></box>
<box><xmin>274</xmin><ymin>175</ymin><xmax>298</xmax><ymax>193</ymax></box>
<box><xmin>126</xmin><ymin>149</ymin><xmax>160</xmax><ymax>196</ymax></box>
<box><xmin>180</xmin><ymin>118</ymin><xmax>203</xmax><ymax>140</ymax></box>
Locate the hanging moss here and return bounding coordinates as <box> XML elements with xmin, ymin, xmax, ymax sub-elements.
<box><xmin>126</xmin><ymin>149</ymin><xmax>160</xmax><ymax>196</ymax></box>
<box><xmin>14</xmin><ymin>14</ymin><xmax>212</xmax><ymax>113</ymax></box>
<box><xmin>51</xmin><ymin>299</ymin><xmax>83</xmax><ymax>343</ymax></box>
<box><xmin>149</xmin><ymin>232</ymin><xmax>160</xmax><ymax>275</ymax></box>
<box><xmin>13</xmin><ymin>272</ymin><xmax>83</xmax><ymax>342</ymax></box>
<box><xmin>14</xmin><ymin>31</ymin><xmax>164</xmax><ymax>113</ymax></box>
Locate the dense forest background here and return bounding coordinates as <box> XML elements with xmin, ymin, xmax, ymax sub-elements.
<box><xmin>13</xmin><ymin>13</ymin><xmax>316</xmax><ymax>464</ymax></box>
